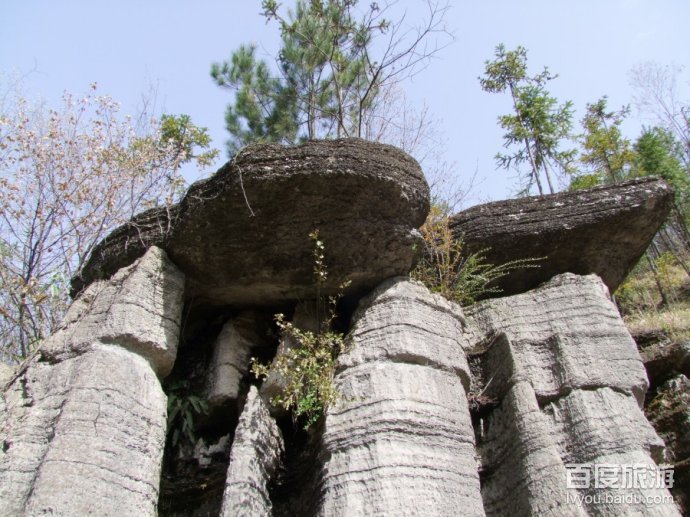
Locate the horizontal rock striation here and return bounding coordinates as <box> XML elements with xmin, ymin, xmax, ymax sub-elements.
<box><xmin>72</xmin><ymin>139</ymin><xmax>430</xmax><ymax>307</ymax></box>
<box><xmin>220</xmin><ymin>386</ymin><xmax>284</xmax><ymax>516</ymax></box>
<box><xmin>205</xmin><ymin>312</ymin><xmax>271</xmax><ymax>413</ymax></box>
<box><xmin>467</xmin><ymin>273</ymin><xmax>679</xmax><ymax>516</ymax></box>
<box><xmin>450</xmin><ymin>177</ymin><xmax>674</xmax><ymax>297</ymax></box>
<box><xmin>645</xmin><ymin>375</ymin><xmax>690</xmax><ymax>514</ymax></box>
<box><xmin>46</xmin><ymin>246</ymin><xmax>184</xmax><ymax>378</ymax></box>
<box><xmin>0</xmin><ymin>247</ymin><xmax>184</xmax><ymax>516</ymax></box>
<box><xmin>317</xmin><ymin>278</ymin><xmax>484</xmax><ymax>516</ymax></box>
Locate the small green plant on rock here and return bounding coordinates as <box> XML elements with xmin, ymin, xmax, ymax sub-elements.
<box><xmin>251</xmin><ymin>230</ymin><xmax>349</xmax><ymax>430</ymax></box>
<box><xmin>412</xmin><ymin>204</ymin><xmax>541</xmax><ymax>306</ymax></box>
<box><xmin>166</xmin><ymin>380</ymin><xmax>209</xmax><ymax>448</ymax></box>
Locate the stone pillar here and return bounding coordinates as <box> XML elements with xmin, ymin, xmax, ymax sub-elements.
<box><xmin>0</xmin><ymin>246</ymin><xmax>184</xmax><ymax>516</ymax></box>
<box><xmin>469</xmin><ymin>273</ymin><xmax>680</xmax><ymax>516</ymax></box>
<box><xmin>220</xmin><ymin>386</ymin><xmax>284</xmax><ymax>516</ymax></box>
<box><xmin>316</xmin><ymin>278</ymin><xmax>485</xmax><ymax>516</ymax></box>
<box><xmin>206</xmin><ymin>312</ymin><xmax>269</xmax><ymax>412</ymax></box>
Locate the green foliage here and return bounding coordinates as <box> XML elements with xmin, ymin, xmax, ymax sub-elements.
<box><xmin>568</xmin><ymin>172</ymin><xmax>603</xmax><ymax>191</ymax></box>
<box><xmin>166</xmin><ymin>380</ymin><xmax>209</xmax><ymax>448</ymax></box>
<box><xmin>480</xmin><ymin>44</ymin><xmax>575</xmax><ymax>195</ymax></box>
<box><xmin>633</xmin><ymin>128</ymin><xmax>689</xmax><ymax>199</ymax></box>
<box><xmin>616</xmin><ymin>252</ymin><xmax>690</xmax><ymax>343</ymax></box>
<box><xmin>212</xmin><ymin>0</ymin><xmax>450</xmax><ymax>155</ymax></box>
<box><xmin>251</xmin><ymin>231</ymin><xmax>349</xmax><ymax>430</ymax></box>
<box><xmin>251</xmin><ymin>312</ymin><xmax>344</xmax><ymax>430</ymax></box>
<box><xmin>412</xmin><ymin>205</ymin><xmax>541</xmax><ymax>306</ymax></box>
<box><xmin>159</xmin><ymin>114</ymin><xmax>219</xmax><ymax>169</ymax></box>
<box><xmin>211</xmin><ymin>44</ymin><xmax>299</xmax><ymax>155</ymax></box>
<box><xmin>577</xmin><ymin>96</ymin><xmax>636</xmax><ymax>184</ymax></box>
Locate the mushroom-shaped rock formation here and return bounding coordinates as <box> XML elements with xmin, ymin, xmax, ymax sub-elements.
<box><xmin>450</xmin><ymin>177</ymin><xmax>674</xmax><ymax>297</ymax></box>
<box><xmin>71</xmin><ymin>139</ymin><xmax>430</xmax><ymax>306</ymax></box>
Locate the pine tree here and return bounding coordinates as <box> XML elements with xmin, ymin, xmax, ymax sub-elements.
<box><xmin>212</xmin><ymin>0</ymin><xmax>450</xmax><ymax>156</ymax></box>
<box><xmin>480</xmin><ymin>44</ymin><xmax>575</xmax><ymax>195</ymax></box>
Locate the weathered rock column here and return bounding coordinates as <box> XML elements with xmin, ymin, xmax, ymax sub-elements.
<box><xmin>0</xmin><ymin>246</ymin><xmax>184</xmax><ymax>516</ymax></box>
<box><xmin>205</xmin><ymin>311</ymin><xmax>271</xmax><ymax>413</ymax></box>
<box><xmin>219</xmin><ymin>386</ymin><xmax>284</xmax><ymax>516</ymax></box>
<box><xmin>468</xmin><ymin>273</ymin><xmax>679</xmax><ymax>516</ymax></box>
<box><xmin>316</xmin><ymin>278</ymin><xmax>485</xmax><ymax>516</ymax></box>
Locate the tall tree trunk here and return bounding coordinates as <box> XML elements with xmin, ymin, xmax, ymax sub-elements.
<box><xmin>659</xmin><ymin>227</ymin><xmax>690</xmax><ymax>276</ymax></box>
<box><xmin>645</xmin><ymin>250</ymin><xmax>669</xmax><ymax>307</ymax></box>
<box><xmin>509</xmin><ymin>84</ymin><xmax>543</xmax><ymax>195</ymax></box>
<box><xmin>542</xmin><ymin>160</ymin><xmax>556</xmax><ymax>194</ymax></box>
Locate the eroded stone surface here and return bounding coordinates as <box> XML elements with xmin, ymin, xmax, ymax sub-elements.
<box><xmin>220</xmin><ymin>386</ymin><xmax>284</xmax><ymax>517</ymax></box>
<box><xmin>451</xmin><ymin>177</ymin><xmax>673</xmax><ymax>296</ymax></box>
<box><xmin>646</xmin><ymin>375</ymin><xmax>690</xmax><ymax>514</ymax></box>
<box><xmin>468</xmin><ymin>274</ymin><xmax>649</xmax><ymax>405</ymax></box>
<box><xmin>1</xmin><ymin>347</ymin><xmax>168</xmax><ymax>516</ymax></box>
<box><xmin>634</xmin><ymin>329</ymin><xmax>690</xmax><ymax>387</ymax></box>
<box><xmin>73</xmin><ymin>139</ymin><xmax>430</xmax><ymax>307</ymax></box>
<box><xmin>0</xmin><ymin>246</ymin><xmax>184</xmax><ymax>516</ymax></box>
<box><xmin>317</xmin><ymin>278</ymin><xmax>484</xmax><ymax>516</ymax></box>
<box><xmin>468</xmin><ymin>273</ymin><xmax>679</xmax><ymax>516</ymax></box>
<box><xmin>206</xmin><ymin>313</ymin><xmax>270</xmax><ymax>412</ymax></box>
<box><xmin>43</xmin><ymin>246</ymin><xmax>185</xmax><ymax>377</ymax></box>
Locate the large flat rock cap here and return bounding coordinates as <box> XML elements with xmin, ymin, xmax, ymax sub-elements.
<box><xmin>72</xmin><ymin>139</ymin><xmax>430</xmax><ymax>306</ymax></box>
<box><xmin>450</xmin><ymin>177</ymin><xmax>673</xmax><ymax>296</ymax></box>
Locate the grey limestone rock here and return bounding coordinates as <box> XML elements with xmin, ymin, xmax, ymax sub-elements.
<box><xmin>42</xmin><ymin>246</ymin><xmax>185</xmax><ymax>377</ymax></box>
<box><xmin>0</xmin><ymin>246</ymin><xmax>184</xmax><ymax>516</ymax></box>
<box><xmin>467</xmin><ymin>273</ymin><xmax>679</xmax><ymax>516</ymax></box>
<box><xmin>220</xmin><ymin>386</ymin><xmax>284</xmax><ymax>517</ymax></box>
<box><xmin>206</xmin><ymin>312</ymin><xmax>269</xmax><ymax>411</ymax></box>
<box><xmin>317</xmin><ymin>278</ymin><xmax>484</xmax><ymax>516</ymax></box>
<box><xmin>72</xmin><ymin>139</ymin><xmax>430</xmax><ymax>307</ymax></box>
<box><xmin>451</xmin><ymin>177</ymin><xmax>674</xmax><ymax>297</ymax></box>
<box><xmin>0</xmin><ymin>363</ymin><xmax>12</xmax><ymax>387</ymax></box>
<box><xmin>645</xmin><ymin>375</ymin><xmax>690</xmax><ymax>514</ymax></box>
<box><xmin>634</xmin><ymin>329</ymin><xmax>690</xmax><ymax>386</ymax></box>
<box><xmin>468</xmin><ymin>273</ymin><xmax>649</xmax><ymax>405</ymax></box>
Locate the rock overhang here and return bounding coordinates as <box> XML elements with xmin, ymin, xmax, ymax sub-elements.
<box><xmin>71</xmin><ymin>139</ymin><xmax>430</xmax><ymax>307</ymax></box>
<box><xmin>450</xmin><ymin>177</ymin><xmax>674</xmax><ymax>297</ymax></box>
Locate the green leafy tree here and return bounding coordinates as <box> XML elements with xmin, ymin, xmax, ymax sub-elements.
<box><xmin>0</xmin><ymin>85</ymin><xmax>218</xmax><ymax>362</ymax></box>
<box><xmin>633</xmin><ymin>127</ymin><xmax>690</xmax><ymax>250</ymax></box>
<box><xmin>577</xmin><ymin>97</ymin><xmax>636</xmax><ymax>185</ymax></box>
<box><xmin>212</xmin><ymin>0</ymin><xmax>451</xmax><ymax>156</ymax></box>
<box><xmin>630</xmin><ymin>62</ymin><xmax>689</xmax><ymax>168</ymax></box>
<box><xmin>633</xmin><ymin>127</ymin><xmax>688</xmax><ymax>188</ymax></box>
<box><xmin>480</xmin><ymin>44</ymin><xmax>575</xmax><ymax>195</ymax></box>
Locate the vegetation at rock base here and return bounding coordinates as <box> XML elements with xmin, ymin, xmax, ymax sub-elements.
<box><xmin>0</xmin><ymin>84</ymin><xmax>218</xmax><ymax>363</ymax></box>
<box><xmin>165</xmin><ymin>379</ymin><xmax>210</xmax><ymax>449</ymax></box>
<box><xmin>617</xmin><ymin>252</ymin><xmax>690</xmax><ymax>344</ymax></box>
<box><xmin>412</xmin><ymin>204</ymin><xmax>542</xmax><ymax>306</ymax></box>
<box><xmin>251</xmin><ymin>231</ymin><xmax>349</xmax><ymax>430</ymax></box>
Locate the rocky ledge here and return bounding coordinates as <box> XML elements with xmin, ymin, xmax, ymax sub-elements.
<box><xmin>450</xmin><ymin>177</ymin><xmax>674</xmax><ymax>296</ymax></box>
<box><xmin>71</xmin><ymin>139</ymin><xmax>430</xmax><ymax>306</ymax></box>
<box><xmin>3</xmin><ymin>139</ymin><xmax>684</xmax><ymax>515</ymax></box>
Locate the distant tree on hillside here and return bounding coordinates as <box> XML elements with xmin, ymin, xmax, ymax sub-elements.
<box><xmin>630</xmin><ymin>62</ymin><xmax>689</xmax><ymax>168</ymax></box>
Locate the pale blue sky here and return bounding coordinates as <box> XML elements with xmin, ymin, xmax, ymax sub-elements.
<box><xmin>2</xmin><ymin>1</ymin><xmax>689</xmax><ymax>205</ymax></box>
